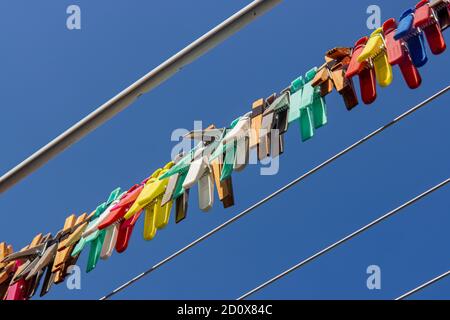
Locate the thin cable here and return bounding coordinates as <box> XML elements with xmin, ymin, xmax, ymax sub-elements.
<box><xmin>238</xmin><ymin>179</ymin><xmax>449</xmax><ymax>300</ymax></box>
<box><xmin>395</xmin><ymin>270</ymin><xmax>450</xmax><ymax>300</ymax></box>
<box><xmin>100</xmin><ymin>86</ymin><xmax>449</xmax><ymax>300</ymax></box>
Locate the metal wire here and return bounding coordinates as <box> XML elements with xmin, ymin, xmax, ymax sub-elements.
<box><xmin>395</xmin><ymin>270</ymin><xmax>450</xmax><ymax>300</ymax></box>
<box><xmin>238</xmin><ymin>179</ymin><xmax>449</xmax><ymax>300</ymax></box>
<box><xmin>100</xmin><ymin>86</ymin><xmax>449</xmax><ymax>300</ymax></box>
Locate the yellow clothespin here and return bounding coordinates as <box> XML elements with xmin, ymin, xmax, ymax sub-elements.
<box><xmin>124</xmin><ymin>162</ymin><xmax>174</xmax><ymax>240</ymax></box>
<box><xmin>357</xmin><ymin>28</ymin><xmax>393</xmax><ymax>87</ymax></box>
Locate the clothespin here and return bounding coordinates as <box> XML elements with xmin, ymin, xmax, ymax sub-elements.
<box><xmin>4</xmin><ymin>261</ymin><xmax>28</xmax><ymax>300</ymax></box>
<box><xmin>113</xmin><ymin>211</ymin><xmax>140</xmax><ymax>253</ymax></box>
<box><xmin>160</xmin><ymin>153</ymin><xmax>189</xmax><ymax>223</ymax></box>
<box><xmin>174</xmin><ymin>189</ymin><xmax>190</xmax><ymax>223</ymax></box>
<box><xmin>51</xmin><ymin>213</ymin><xmax>90</xmax><ymax>284</ymax></box>
<box><xmin>288</xmin><ymin>68</ymin><xmax>327</xmax><ymax>142</ymax></box>
<box><xmin>138</xmin><ymin>163</ymin><xmax>175</xmax><ymax>239</ymax></box>
<box><xmin>383</xmin><ymin>19</ymin><xmax>422</xmax><ymax>89</ymax></box>
<box><xmin>83</xmin><ymin>194</ymin><xmax>126</xmax><ymax>238</ymax></box>
<box><xmin>207</xmin><ymin>119</ymin><xmax>240</xmax><ymax>181</ymax></box>
<box><xmin>71</xmin><ymin>187</ymin><xmax>122</xmax><ymax>272</ymax></box>
<box><xmin>87</xmin><ymin>183</ymin><xmax>146</xmax><ymax>254</ymax></box>
<box><xmin>210</xmin><ymin>115</ymin><xmax>251</xmax><ymax>177</ymax></box>
<box><xmin>257</xmin><ymin>94</ymin><xmax>274</xmax><ymax>160</ymax></box>
<box><xmin>258</xmin><ymin>92</ymin><xmax>289</xmax><ymax>159</ymax></box>
<box><xmin>345</xmin><ymin>37</ymin><xmax>377</xmax><ymax>105</ymax></box>
<box><xmin>249</xmin><ymin>98</ymin><xmax>265</xmax><ymax>154</ymax></box>
<box><xmin>4</xmin><ymin>225</ymin><xmax>89</xmax><ymax>297</ymax></box>
<box><xmin>394</xmin><ymin>9</ymin><xmax>429</xmax><ymax>68</ymax></box>
<box><xmin>210</xmin><ymin>157</ymin><xmax>235</xmax><ymax>208</ymax></box>
<box><xmin>312</xmin><ymin>63</ymin><xmax>335</xmax><ymax>97</ymax></box>
<box><xmin>185</xmin><ymin>122</ymin><xmax>235</xmax><ymax>211</ymax></box>
<box><xmin>123</xmin><ymin>162</ymin><xmax>174</xmax><ymax>241</ymax></box>
<box><xmin>63</xmin><ymin>210</ymin><xmax>95</xmax><ymax>248</ymax></box>
<box><xmin>357</xmin><ymin>28</ymin><xmax>394</xmax><ymax>87</ymax></box>
<box><xmin>97</xmin><ymin>183</ymin><xmax>146</xmax><ymax>231</ymax></box>
<box><xmin>80</xmin><ymin>191</ymin><xmax>129</xmax><ymax>260</ymax></box>
<box><xmin>182</xmin><ymin>155</ymin><xmax>215</xmax><ymax>212</ymax></box>
<box><xmin>0</xmin><ymin>242</ymin><xmax>14</xmax><ymax>299</ymax></box>
<box><xmin>164</xmin><ymin>124</ymin><xmax>235</xmax><ymax>211</ymax></box>
<box><xmin>2</xmin><ymin>233</ymin><xmax>52</xmax><ymax>299</ymax></box>
<box><xmin>312</xmin><ymin>48</ymin><xmax>359</xmax><ymax>110</ymax></box>
<box><xmin>414</xmin><ymin>0</ymin><xmax>447</xmax><ymax>54</ymax></box>
<box><xmin>159</xmin><ymin>144</ymin><xmax>204</xmax><ymax>204</ymax></box>
<box><xmin>177</xmin><ymin>133</ymin><xmax>217</xmax><ymax>213</ymax></box>
<box><xmin>158</xmin><ymin>146</ymin><xmax>203</xmax><ymax>222</ymax></box>
<box><xmin>195</xmin><ymin>127</ymin><xmax>235</xmax><ymax>209</ymax></box>
<box><xmin>221</xmin><ymin>113</ymin><xmax>251</xmax><ymax>171</ymax></box>
<box><xmin>430</xmin><ymin>0</ymin><xmax>450</xmax><ymax>30</ymax></box>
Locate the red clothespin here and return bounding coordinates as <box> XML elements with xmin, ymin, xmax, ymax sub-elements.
<box><xmin>4</xmin><ymin>261</ymin><xmax>29</xmax><ymax>300</ymax></box>
<box><xmin>383</xmin><ymin>19</ymin><xmax>422</xmax><ymax>89</ymax></box>
<box><xmin>97</xmin><ymin>183</ymin><xmax>144</xmax><ymax>230</ymax></box>
<box><xmin>345</xmin><ymin>37</ymin><xmax>377</xmax><ymax>105</ymax></box>
<box><xmin>96</xmin><ymin>182</ymin><xmax>147</xmax><ymax>254</ymax></box>
<box><xmin>414</xmin><ymin>0</ymin><xmax>447</xmax><ymax>54</ymax></box>
<box><xmin>430</xmin><ymin>0</ymin><xmax>450</xmax><ymax>31</ymax></box>
<box><xmin>115</xmin><ymin>211</ymin><xmax>142</xmax><ymax>253</ymax></box>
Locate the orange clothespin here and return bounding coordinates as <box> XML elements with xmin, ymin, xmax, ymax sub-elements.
<box><xmin>249</xmin><ymin>98</ymin><xmax>265</xmax><ymax>156</ymax></box>
<box><xmin>51</xmin><ymin>213</ymin><xmax>90</xmax><ymax>284</ymax></box>
<box><xmin>312</xmin><ymin>47</ymin><xmax>359</xmax><ymax>110</ymax></box>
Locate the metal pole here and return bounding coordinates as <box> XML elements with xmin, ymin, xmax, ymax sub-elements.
<box><xmin>0</xmin><ymin>0</ymin><xmax>282</xmax><ymax>194</ymax></box>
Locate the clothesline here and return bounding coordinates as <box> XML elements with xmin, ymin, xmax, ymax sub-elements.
<box><xmin>1</xmin><ymin>0</ymin><xmax>449</xmax><ymax>300</ymax></box>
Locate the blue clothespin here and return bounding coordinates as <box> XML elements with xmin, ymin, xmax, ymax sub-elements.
<box><xmin>394</xmin><ymin>9</ymin><xmax>428</xmax><ymax>68</ymax></box>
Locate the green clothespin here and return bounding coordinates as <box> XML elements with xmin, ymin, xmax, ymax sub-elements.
<box><xmin>160</xmin><ymin>125</ymin><xmax>226</xmax><ymax>205</ymax></box>
<box><xmin>71</xmin><ymin>187</ymin><xmax>121</xmax><ymax>273</ymax></box>
<box><xmin>209</xmin><ymin>118</ymin><xmax>241</xmax><ymax>182</ymax></box>
<box><xmin>219</xmin><ymin>117</ymin><xmax>241</xmax><ymax>181</ymax></box>
<box><xmin>106</xmin><ymin>187</ymin><xmax>122</xmax><ymax>206</ymax></box>
<box><xmin>220</xmin><ymin>147</ymin><xmax>235</xmax><ymax>181</ymax></box>
<box><xmin>172</xmin><ymin>171</ymin><xmax>188</xmax><ymax>200</ymax></box>
<box><xmin>288</xmin><ymin>67</ymin><xmax>327</xmax><ymax>141</ymax></box>
<box><xmin>158</xmin><ymin>145</ymin><xmax>199</xmax><ymax>201</ymax></box>
<box><xmin>158</xmin><ymin>140</ymin><xmax>209</xmax><ymax>181</ymax></box>
<box><xmin>71</xmin><ymin>202</ymin><xmax>106</xmax><ymax>256</ymax></box>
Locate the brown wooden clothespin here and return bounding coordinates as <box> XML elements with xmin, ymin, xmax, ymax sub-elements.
<box><xmin>210</xmin><ymin>157</ymin><xmax>235</xmax><ymax>208</ymax></box>
<box><xmin>313</xmin><ymin>62</ymin><xmax>335</xmax><ymax>97</ymax></box>
<box><xmin>175</xmin><ymin>189</ymin><xmax>190</xmax><ymax>223</ymax></box>
<box><xmin>312</xmin><ymin>47</ymin><xmax>359</xmax><ymax>110</ymax></box>
<box><xmin>51</xmin><ymin>213</ymin><xmax>90</xmax><ymax>284</ymax></box>
<box><xmin>249</xmin><ymin>98</ymin><xmax>265</xmax><ymax>153</ymax></box>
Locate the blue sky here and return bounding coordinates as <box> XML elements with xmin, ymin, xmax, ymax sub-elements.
<box><xmin>0</xmin><ymin>0</ymin><xmax>449</xmax><ymax>300</ymax></box>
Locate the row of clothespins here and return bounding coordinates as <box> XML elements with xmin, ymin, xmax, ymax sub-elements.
<box><xmin>1</xmin><ymin>0</ymin><xmax>449</xmax><ymax>300</ymax></box>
